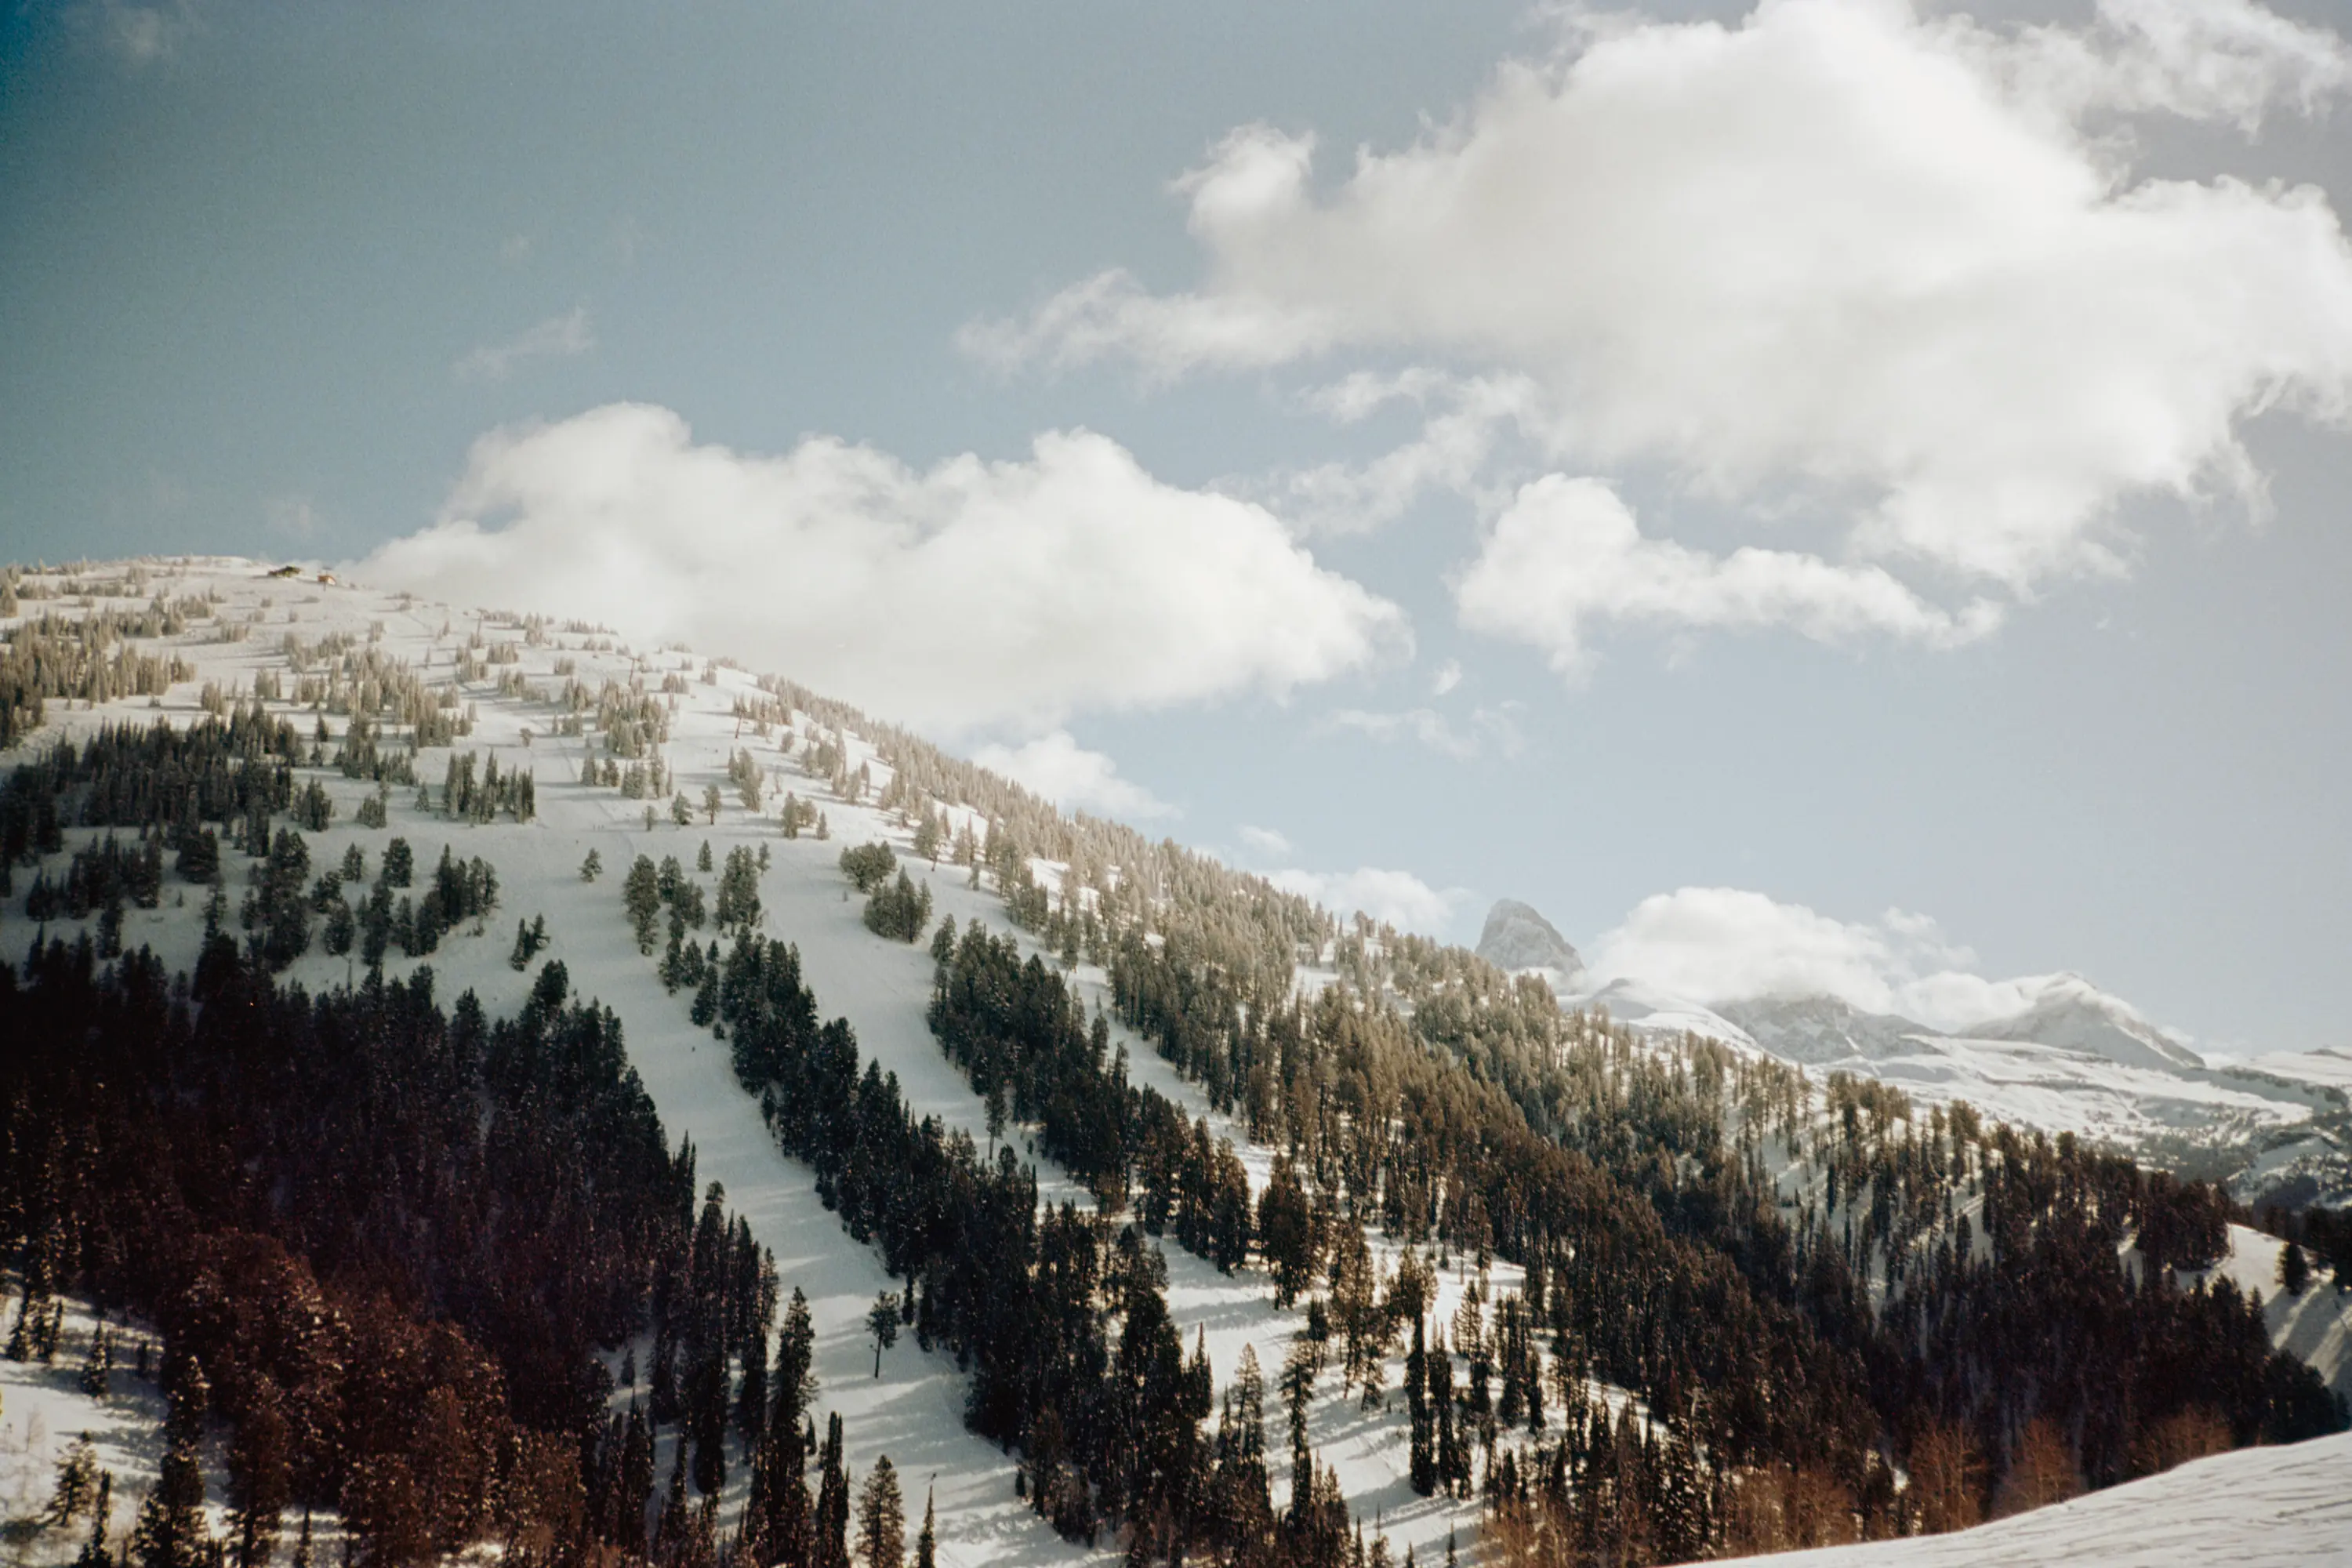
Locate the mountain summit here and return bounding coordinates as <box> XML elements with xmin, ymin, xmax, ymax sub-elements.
<box><xmin>1475</xmin><ymin>898</ymin><xmax>1584</xmax><ymax>977</ymax></box>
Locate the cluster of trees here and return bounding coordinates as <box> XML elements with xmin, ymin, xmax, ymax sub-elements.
<box><xmin>861</xmin><ymin>873</ymin><xmax>931</xmax><ymax>943</ymax></box>
<box><xmin>337</xmin><ymin>841</ymin><xmax>499</xmax><ymax>970</ymax></box>
<box><xmin>0</xmin><ymin>936</ymin><xmax>746</xmax><ymax>1566</ymax></box>
<box><xmin>838</xmin><ymin>843</ymin><xmax>930</xmax><ymax>941</ymax></box>
<box><xmin>0</xmin><ymin>608</ymin><xmax>200</xmax><ymax>746</ymax></box>
<box><xmin>20</xmin><ymin>832</ymin><xmax>165</xmax><ymax>920</ymax></box>
<box><xmin>328</xmin><ymin>713</ymin><xmax>420</xmax><ymax>787</ymax></box>
<box><xmin>437</xmin><ymin>750</ymin><xmax>537</xmax><ymax>824</ymax></box>
<box><xmin>927</xmin><ymin>920</ymin><xmax>1252</xmax><ymax>1269</ymax></box>
<box><xmin>0</xmin><ymin>711</ymin><xmax>299</xmax><ymax>882</ymax></box>
<box><xmin>651</xmin><ymin>919</ymin><xmax>1260</xmax><ymax>1560</ymax></box>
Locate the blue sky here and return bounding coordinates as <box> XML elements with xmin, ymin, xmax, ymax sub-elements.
<box><xmin>5</xmin><ymin>0</ymin><xmax>2350</xmax><ymax>1051</ymax></box>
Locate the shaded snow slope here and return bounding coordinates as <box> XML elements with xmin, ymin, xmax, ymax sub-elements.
<box><xmin>1713</xmin><ymin>1428</ymin><xmax>2352</xmax><ymax>1567</ymax></box>
<box><xmin>1717</xmin><ymin>994</ymin><xmax>1934</xmax><ymax>1065</ymax></box>
<box><xmin>2180</xmin><ymin>1224</ymin><xmax>2352</xmax><ymax>1400</ymax></box>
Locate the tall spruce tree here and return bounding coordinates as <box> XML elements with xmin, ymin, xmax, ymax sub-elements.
<box><xmin>856</xmin><ymin>1455</ymin><xmax>904</xmax><ymax>1568</ymax></box>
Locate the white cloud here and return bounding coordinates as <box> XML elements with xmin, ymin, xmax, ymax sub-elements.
<box><xmin>1588</xmin><ymin>884</ymin><xmax>2070</xmax><ymax>1031</ymax></box>
<box><xmin>2002</xmin><ymin>0</ymin><xmax>2352</xmax><ymax>131</ymax></box>
<box><xmin>1239</xmin><ymin>825</ymin><xmax>1295</xmax><ymax>858</ymax></box>
<box><xmin>1321</xmin><ymin>702</ymin><xmax>1524</xmax><ymax>759</ymax></box>
<box><xmin>358</xmin><ymin>403</ymin><xmax>1406</xmax><ymax>731</ymax></box>
<box><xmin>1265</xmin><ymin>865</ymin><xmax>1468</xmax><ymax>936</ymax></box>
<box><xmin>1455</xmin><ymin>475</ymin><xmax>2000</xmax><ymax>675</ymax></box>
<box><xmin>1276</xmin><ymin>373</ymin><xmax>1547</xmax><ymax>534</ymax></box>
<box><xmin>1431</xmin><ymin>660</ymin><xmax>1463</xmax><ymax>697</ymax></box>
<box><xmin>453</xmin><ymin>307</ymin><xmax>595</xmax><ymax>383</ymax></box>
<box><xmin>975</xmin><ymin>0</ymin><xmax>2352</xmax><ymax>590</ymax></box>
<box><xmin>971</xmin><ymin>731</ymin><xmax>1173</xmax><ymax>820</ymax></box>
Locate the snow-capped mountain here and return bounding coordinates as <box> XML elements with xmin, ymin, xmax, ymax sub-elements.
<box><xmin>1473</xmin><ymin>897</ymin><xmax>1584</xmax><ymax>979</ymax></box>
<box><xmin>1486</xmin><ymin>898</ymin><xmax>2346</xmax><ymax>1200</ymax></box>
<box><xmin>1962</xmin><ymin>972</ymin><xmax>2205</xmax><ymax>1072</ymax></box>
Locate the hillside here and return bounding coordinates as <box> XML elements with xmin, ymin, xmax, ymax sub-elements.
<box><xmin>0</xmin><ymin>556</ymin><xmax>2345</xmax><ymax>1568</ymax></box>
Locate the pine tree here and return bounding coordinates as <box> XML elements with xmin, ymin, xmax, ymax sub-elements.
<box><xmin>856</xmin><ymin>1456</ymin><xmax>904</xmax><ymax>1568</ymax></box>
<box><xmin>1407</xmin><ymin>1318</ymin><xmax>1436</xmax><ymax>1496</ymax></box>
<box><xmin>620</xmin><ymin>1404</ymin><xmax>655</xmax><ymax>1558</ymax></box>
<box><xmin>1258</xmin><ymin>1157</ymin><xmax>1316</xmax><ymax>1309</ymax></box>
<box><xmin>625</xmin><ymin>855</ymin><xmax>662</xmax><ymax>952</ymax></box>
<box><xmin>227</xmin><ymin>1392</ymin><xmax>289</xmax><ymax>1568</ymax></box>
<box><xmin>581</xmin><ymin>848</ymin><xmax>602</xmax><ymax>881</ymax></box>
<box><xmin>48</xmin><ymin>1434</ymin><xmax>99</xmax><ymax>1526</ymax></box>
<box><xmin>132</xmin><ymin>1443</ymin><xmax>207</xmax><ymax>1568</ymax></box>
<box><xmin>867</xmin><ymin>1291</ymin><xmax>900</xmax><ymax>1377</ymax></box>
<box><xmin>814</xmin><ymin>1414</ymin><xmax>851</xmax><ymax>1568</ymax></box>
<box><xmin>74</xmin><ymin>1473</ymin><xmax>114</xmax><ymax>1568</ymax></box>
<box><xmin>913</xmin><ymin>1488</ymin><xmax>935</xmax><ymax>1568</ymax></box>
<box><xmin>2280</xmin><ymin>1240</ymin><xmax>2312</xmax><ymax>1295</ymax></box>
<box><xmin>77</xmin><ymin>1322</ymin><xmax>112</xmax><ymax>1396</ymax></box>
<box><xmin>775</xmin><ymin>1287</ymin><xmax>818</xmax><ymax>1427</ymax></box>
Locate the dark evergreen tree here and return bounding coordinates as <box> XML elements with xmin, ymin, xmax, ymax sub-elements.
<box><xmin>856</xmin><ymin>1454</ymin><xmax>904</xmax><ymax>1568</ymax></box>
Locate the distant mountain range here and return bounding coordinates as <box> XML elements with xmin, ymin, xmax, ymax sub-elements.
<box><xmin>1478</xmin><ymin>898</ymin><xmax>2352</xmax><ymax>1206</ymax></box>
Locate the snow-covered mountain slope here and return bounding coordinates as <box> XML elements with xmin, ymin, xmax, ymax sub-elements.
<box><xmin>2183</xmin><ymin>1225</ymin><xmax>2352</xmax><ymax>1399</ymax></box>
<box><xmin>0</xmin><ymin>557</ymin><xmax>1513</xmax><ymax>1567</ymax></box>
<box><xmin>1716</xmin><ymin>994</ymin><xmax>1934</xmax><ymax>1065</ymax></box>
<box><xmin>0</xmin><ymin>1299</ymin><xmax>176</xmax><ymax>1566</ymax></box>
<box><xmin>5</xmin><ymin>557</ymin><xmax>2345</xmax><ymax>1567</ymax></box>
<box><xmin>1712</xmin><ymin>1428</ymin><xmax>2352</xmax><ymax>1568</ymax></box>
<box><xmin>1962</xmin><ymin>973</ymin><xmax>2202</xmax><ymax>1072</ymax></box>
<box><xmin>1560</xmin><ymin>977</ymin><xmax>1762</xmax><ymax>1052</ymax></box>
<box><xmin>2235</xmin><ymin>1046</ymin><xmax>2352</xmax><ymax>1098</ymax></box>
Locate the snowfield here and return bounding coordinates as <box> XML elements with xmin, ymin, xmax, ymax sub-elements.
<box><xmin>1713</xmin><ymin>1428</ymin><xmax>2352</xmax><ymax>1567</ymax></box>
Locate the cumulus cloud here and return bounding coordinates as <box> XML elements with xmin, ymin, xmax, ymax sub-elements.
<box><xmin>453</xmin><ymin>307</ymin><xmax>595</xmax><ymax>383</ymax></box>
<box><xmin>1456</xmin><ymin>476</ymin><xmax>2000</xmax><ymax>674</ymax></box>
<box><xmin>971</xmin><ymin>731</ymin><xmax>1173</xmax><ymax>821</ymax></box>
<box><xmin>974</xmin><ymin>0</ymin><xmax>2352</xmax><ymax>589</ymax></box>
<box><xmin>1265</xmin><ymin>866</ymin><xmax>1468</xmax><ymax>936</ymax></box>
<box><xmin>1275</xmin><ymin>372</ymin><xmax>1548</xmax><ymax>534</ymax></box>
<box><xmin>1588</xmin><ymin>885</ymin><xmax>2078</xmax><ymax>1031</ymax></box>
<box><xmin>359</xmin><ymin>403</ymin><xmax>1406</xmax><ymax>731</ymax></box>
